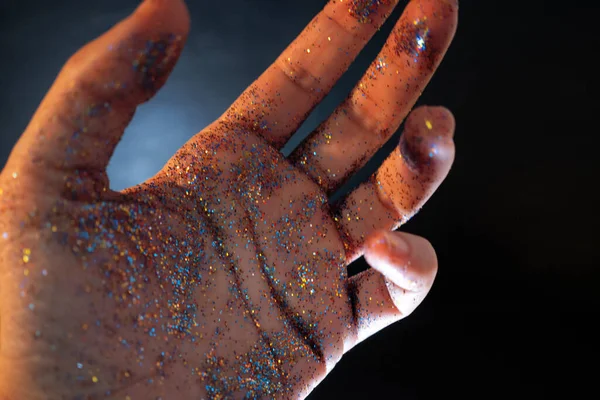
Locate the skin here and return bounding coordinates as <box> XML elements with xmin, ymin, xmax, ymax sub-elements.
<box><xmin>0</xmin><ymin>0</ymin><xmax>458</xmax><ymax>398</ymax></box>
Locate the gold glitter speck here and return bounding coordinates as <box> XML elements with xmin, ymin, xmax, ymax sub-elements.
<box><xmin>23</xmin><ymin>248</ymin><xmax>31</xmax><ymax>263</ymax></box>
<box><xmin>425</xmin><ymin>120</ymin><xmax>433</xmax><ymax>129</ymax></box>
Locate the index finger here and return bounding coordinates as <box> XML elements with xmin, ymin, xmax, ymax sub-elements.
<box><xmin>221</xmin><ymin>0</ymin><xmax>403</xmax><ymax>148</ymax></box>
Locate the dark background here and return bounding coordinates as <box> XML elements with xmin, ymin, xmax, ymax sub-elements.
<box><xmin>1</xmin><ymin>0</ymin><xmax>598</xmax><ymax>399</ymax></box>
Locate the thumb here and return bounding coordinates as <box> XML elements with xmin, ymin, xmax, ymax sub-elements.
<box><xmin>7</xmin><ymin>0</ymin><xmax>189</xmax><ymax>189</ymax></box>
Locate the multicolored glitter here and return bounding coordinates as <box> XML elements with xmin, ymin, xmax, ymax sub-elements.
<box><xmin>0</xmin><ymin>0</ymin><xmax>458</xmax><ymax>398</ymax></box>
<box><xmin>394</xmin><ymin>17</ymin><xmax>431</xmax><ymax>63</ymax></box>
<box><xmin>347</xmin><ymin>0</ymin><xmax>394</xmax><ymax>24</ymax></box>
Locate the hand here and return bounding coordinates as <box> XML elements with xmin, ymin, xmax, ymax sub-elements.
<box><xmin>0</xmin><ymin>0</ymin><xmax>457</xmax><ymax>398</ymax></box>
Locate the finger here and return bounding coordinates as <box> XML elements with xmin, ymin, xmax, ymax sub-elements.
<box><xmin>220</xmin><ymin>0</ymin><xmax>403</xmax><ymax>148</ymax></box>
<box><xmin>289</xmin><ymin>0</ymin><xmax>458</xmax><ymax>194</ymax></box>
<box><xmin>344</xmin><ymin>230</ymin><xmax>437</xmax><ymax>351</ymax></box>
<box><xmin>7</xmin><ymin>0</ymin><xmax>189</xmax><ymax>188</ymax></box>
<box><xmin>334</xmin><ymin>105</ymin><xmax>455</xmax><ymax>263</ymax></box>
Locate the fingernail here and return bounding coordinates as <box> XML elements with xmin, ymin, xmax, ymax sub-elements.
<box><xmin>383</xmin><ymin>231</ymin><xmax>410</xmax><ymax>256</ymax></box>
<box><xmin>368</xmin><ymin>231</ymin><xmax>410</xmax><ymax>258</ymax></box>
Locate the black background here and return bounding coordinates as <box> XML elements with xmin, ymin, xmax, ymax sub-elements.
<box><xmin>1</xmin><ymin>1</ymin><xmax>598</xmax><ymax>399</ymax></box>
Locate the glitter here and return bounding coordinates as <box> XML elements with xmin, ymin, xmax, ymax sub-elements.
<box><xmin>129</xmin><ymin>34</ymin><xmax>184</xmax><ymax>91</ymax></box>
<box><xmin>11</xmin><ymin>172</ymin><xmax>17</xmax><ymax>179</ymax></box>
<box><xmin>22</xmin><ymin>248</ymin><xmax>31</xmax><ymax>263</ymax></box>
<box><xmin>347</xmin><ymin>0</ymin><xmax>391</xmax><ymax>24</ymax></box>
<box><xmin>394</xmin><ymin>16</ymin><xmax>431</xmax><ymax>63</ymax></box>
<box><xmin>28</xmin><ymin>303</ymin><xmax>35</xmax><ymax>311</ymax></box>
<box><xmin>425</xmin><ymin>120</ymin><xmax>433</xmax><ymax>129</ymax></box>
<box><xmin>374</xmin><ymin>57</ymin><xmax>388</xmax><ymax>74</ymax></box>
<box><xmin>0</xmin><ymin>0</ymin><xmax>456</xmax><ymax>394</ymax></box>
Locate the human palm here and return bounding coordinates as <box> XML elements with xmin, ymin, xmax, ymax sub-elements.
<box><xmin>0</xmin><ymin>0</ymin><xmax>458</xmax><ymax>398</ymax></box>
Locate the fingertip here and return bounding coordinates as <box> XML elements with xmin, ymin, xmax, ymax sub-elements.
<box><xmin>347</xmin><ymin>231</ymin><xmax>439</xmax><ymax>347</ymax></box>
<box><xmin>399</xmin><ymin>105</ymin><xmax>456</xmax><ymax>174</ymax></box>
<box><xmin>420</xmin><ymin>105</ymin><xmax>456</xmax><ymax>138</ymax></box>
<box><xmin>135</xmin><ymin>0</ymin><xmax>191</xmax><ymax>35</ymax></box>
<box><xmin>364</xmin><ymin>230</ymin><xmax>438</xmax><ymax>292</ymax></box>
